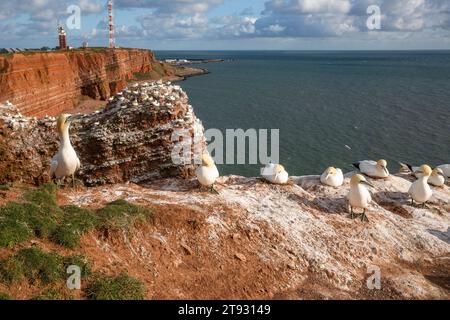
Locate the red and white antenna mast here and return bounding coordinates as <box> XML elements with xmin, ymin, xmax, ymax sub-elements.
<box><xmin>108</xmin><ymin>0</ymin><xmax>115</xmax><ymax>48</ymax></box>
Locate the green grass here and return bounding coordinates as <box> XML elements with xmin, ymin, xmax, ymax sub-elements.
<box><xmin>31</xmin><ymin>288</ymin><xmax>64</xmax><ymax>300</ymax></box>
<box><xmin>0</xmin><ymin>216</ymin><xmax>33</xmax><ymax>248</ymax></box>
<box><xmin>96</xmin><ymin>200</ymin><xmax>153</xmax><ymax>233</ymax></box>
<box><xmin>50</xmin><ymin>206</ymin><xmax>97</xmax><ymax>249</ymax></box>
<box><xmin>0</xmin><ymin>184</ymin><xmax>63</xmax><ymax>241</ymax></box>
<box><xmin>0</xmin><ymin>184</ymin><xmax>153</xmax><ymax>248</ymax></box>
<box><xmin>0</xmin><ymin>248</ymin><xmax>91</xmax><ymax>286</ymax></box>
<box><xmin>85</xmin><ymin>273</ymin><xmax>146</xmax><ymax>300</ymax></box>
<box><xmin>0</xmin><ymin>292</ymin><xmax>12</xmax><ymax>300</ymax></box>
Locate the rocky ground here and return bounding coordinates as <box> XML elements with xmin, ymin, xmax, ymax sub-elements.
<box><xmin>1</xmin><ymin>173</ymin><xmax>444</xmax><ymax>300</ymax></box>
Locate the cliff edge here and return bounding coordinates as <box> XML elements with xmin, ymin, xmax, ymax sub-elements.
<box><xmin>0</xmin><ymin>49</ymin><xmax>175</xmax><ymax>117</ymax></box>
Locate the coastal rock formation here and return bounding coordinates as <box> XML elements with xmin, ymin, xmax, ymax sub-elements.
<box><xmin>0</xmin><ymin>82</ymin><xmax>204</xmax><ymax>186</ymax></box>
<box><xmin>41</xmin><ymin>174</ymin><xmax>447</xmax><ymax>300</ymax></box>
<box><xmin>0</xmin><ymin>49</ymin><xmax>175</xmax><ymax>117</ymax></box>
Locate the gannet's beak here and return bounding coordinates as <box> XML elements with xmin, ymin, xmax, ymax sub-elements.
<box><xmin>325</xmin><ymin>173</ymin><xmax>331</xmax><ymax>181</ymax></box>
<box><xmin>383</xmin><ymin>166</ymin><xmax>389</xmax><ymax>175</ymax></box>
<box><xmin>65</xmin><ymin>116</ymin><xmax>72</xmax><ymax>124</ymax></box>
<box><xmin>362</xmin><ymin>181</ymin><xmax>375</xmax><ymax>188</ymax></box>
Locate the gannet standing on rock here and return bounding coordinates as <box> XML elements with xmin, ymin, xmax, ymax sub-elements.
<box><xmin>347</xmin><ymin>174</ymin><xmax>374</xmax><ymax>222</ymax></box>
<box><xmin>261</xmin><ymin>163</ymin><xmax>289</xmax><ymax>185</ymax></box>
<box><xmin>50</xmin><ymin>114</ymin><xmax>80</xmax><ymax>187</ymax></box>
<box><xmin>353</xmin><ymin>159</ymin><xmax>389</xmax><ymax>179</ymax></box>
<box><xmin>320</xmin><ymin>167</ymin><xmax>344</xmax><ymax>187</ymax></box>
<box><xmin>196</xmin><ymin>153</ymin><xmax>220</xmax><ymax>193</ymax></box>
<box><xmin>409</xmin><ymin>165</ymin><xmax>433</xmax><ymax>207</ymax></box>
<box><xmin>399</xmin><ymin>163</ymin><xmax>445</xmax><ymax>187</ymax></box>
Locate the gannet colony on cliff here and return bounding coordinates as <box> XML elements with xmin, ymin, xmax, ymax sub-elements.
<box><xmin>0</xmin><ymin>81</ymin><xmax>449</xmax><ymax>223</ymax></box>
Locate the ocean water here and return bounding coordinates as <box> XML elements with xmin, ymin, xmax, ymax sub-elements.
<box><xmin>156</xmin><ymin>51</ymin><xmax>450</xmax><ymax>177</ymax></box>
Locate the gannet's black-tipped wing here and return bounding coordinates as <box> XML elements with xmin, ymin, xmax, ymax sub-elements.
<box><xmin>352</xmin><ymin>162</ymin><xmax>361</xmax><ymax>170</ymax></box>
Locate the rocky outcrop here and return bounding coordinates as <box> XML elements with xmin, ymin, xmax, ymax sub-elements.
<box><xmin>0</xmin><ymin>81</ymin><xmax>204</xmax><ymax>186</ymax></box>
<box><xmin>54</xmin><ymin>175</ymin><xmax>449</xmax><ymax>299</ymax></box>
<box><xmin>0</xmin><ymin>49</ymin><xmax>175</xmax><ymax>117</ymax></box>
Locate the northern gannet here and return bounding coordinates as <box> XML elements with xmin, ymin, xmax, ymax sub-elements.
<box><xmin>347</xmin><ymin>174</ymin><xmax>374</xmax><ymax>222</ymax></box>
<box><xmin>353</xmin><ymin>159</ymin><xmax>389</xmax><ymax>179</ymax></box>
<box><xmin>399</xmin><ymin>163</ymin><xmax>445</xmax><ymax>187</ymax></box>
<box><xmin>50</xmin><ymin>114</ymin><xmax>81</xmax><ymax>186</ymax></box>
<box><xmin>437</xmin><ymin>164</ymin><xmax>450</xmax><ymax>178</ymax></box>
<box><xmin>261</xmin><ymin>163</ymin><xmax>289</xmax><ymax>185</ymax></box>
<box><xmin>320</xmin><ymin>167</ymin><xmax>344</xmax><ymax>187</ymax></box>
<box><xmin>408</xmin><ymin>165</ymin><xmax>433</xmax><ymax>207</ymax></box>
<box><xmin>196</xmin><ymin>153</ymin><xmax>220</xmax><ymax>193</ymax></box>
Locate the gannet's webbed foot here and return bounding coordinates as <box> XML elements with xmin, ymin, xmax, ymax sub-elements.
<box><xmin>360</xmin><ymin>210</ymin><xmax>369</xmax><ymax>222</ymax></box>
<box><xmin>53</xmin><ymin>178</ymin><xmax>62</xmax><ymax>189</ymax></box>
<box><xmin>349</xmin><ymin>208</ymin><xmax>356</xmax><ymax>220</ymax></box>
<box><xmin>209</xmin><ymin>185</ymin><xmax>219</xmax><ymax>195</ymax></box>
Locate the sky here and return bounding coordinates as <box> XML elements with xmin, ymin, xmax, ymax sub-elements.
<box><xmin>0</xmin><ymin>0</ymin><xmax>450</xmax><ymax>50</ymax></box>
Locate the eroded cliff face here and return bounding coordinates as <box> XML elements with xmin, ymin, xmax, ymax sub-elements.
<box><xmin>0</xmin><ymin>81</ymin><xmax>204</xmax><ymax>185</ymax></box>
<box><xmin>0</xmin><ymin>49</ymin><xmax>175</xmax><ymax>117</ymax></box>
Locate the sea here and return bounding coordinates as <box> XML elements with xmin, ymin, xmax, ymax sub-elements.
<box><xmin>156</xmin><ymin>51</ymin><xmax>450</xmax><ymax>177</ymax></box>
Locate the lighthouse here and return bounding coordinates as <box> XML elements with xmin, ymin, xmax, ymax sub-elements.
<box><xmin>58</xmin><ymin>25</ymin><xmax>67</xmax><ymax>50</ymax></box>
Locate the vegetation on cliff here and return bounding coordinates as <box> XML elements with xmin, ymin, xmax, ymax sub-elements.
<box><xmin>0</xmin><ymin>184</ymin><xmax>151</xmax><ymax>300</ymax></box>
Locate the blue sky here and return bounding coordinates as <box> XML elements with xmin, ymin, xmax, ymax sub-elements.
<box><xmin>1</xmin><ymin>0</ymin><xmax>450</xmax><ymax>50</ymax></box>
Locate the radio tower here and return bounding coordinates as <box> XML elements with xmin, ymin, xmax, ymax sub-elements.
<box><xmin>108</xmin><ymin>0</ymin><xmax>115</xmax><ymax>48</ymax></box>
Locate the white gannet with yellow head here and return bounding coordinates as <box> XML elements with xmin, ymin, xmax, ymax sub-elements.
<box><xmin>353</xmin><ymin>159</ymin><xmax>389</xmax><ymax>179</ymax></box>
<box><xmin>437</xmin><ymin>164</ymin><xmax>450</xmax><ymax>179</ymax></box>
<box><xmin>320</xmin><ymin>167</ymin><xmax>344</xmax><ymax>187</ymax></box>
<box><xmin>347</xmin><ymin>174</ymin><xmax>374</xmax><ymax>222</ymax></box>
<box><xmin>196</xmin><ymin>152</ymin><xmax>220</xmax><ymax>193</ymax></box>
<box><xmin>261</xmin><ymin>163</ymin><xmax>289</xmax><ymax>185</ymax></box>
<box><xmin>408</xmin><ymin>164</ymin><xmax>433</xmax><ymax>207</ymax></box>
<box><xmin>50</xmin><ymin>114</ymin><xmax>81</xmax><ymax>186</ymax></box>
<box><xmin>399</xmin><ymin>163</ymin><xmax>445</xmax><ymax>187</ymax></box>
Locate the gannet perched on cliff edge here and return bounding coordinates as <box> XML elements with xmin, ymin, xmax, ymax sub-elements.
<box><xmin>353</xmin><ymin>159</ymin><xmax>389</xmax><ymax>179</ymax></box>
<box><xmin>196</xmin><ymin>153</ymin><xmax>220</xmax><ymax>193</ymax></box>
<box><xmin>347</xmin><ymin>174</ymin><xmax>374</xmax><ymax>222</ymax></box>
<box><xmin>320</xmin><ymin>167</ymin><xmax>344</xmax><ymax>187</ymax></box>
<box><xmin>50</xmin><ymin>114</ymin><xmax>80</xmax><ymax>186</ymax></box>
<box><xmin>399</xmin><ymin>163</ymin><xmax>445</xmax><ymax>187</ymax></box>
<box><xmin>437</xmin><ymin>164</ymin><xmax>450</xmax><ymax>179</ymax></box>
<box><xmin>409</xmin><ymin>165</ymin><xmax>433</xmax><ymax>207</ymax></box>
<box><xmin>261</xmin><ymin>163</ymin><xmax>289</xmax><ymax>185</ymax></box>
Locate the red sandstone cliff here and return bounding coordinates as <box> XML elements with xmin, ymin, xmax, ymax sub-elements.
<box><xmin>0</xmin><ymin>49</ymin><xmax>175</xmax><ymax>117</ymax></box>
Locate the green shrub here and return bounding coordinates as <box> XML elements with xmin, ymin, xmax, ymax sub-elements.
<box><xmin>50</xmin><ymin>206</ymin><xmax>97</xmax><ymax>248</ymax></box>
<box><xmin>0</xmin><ymin>184</ymin><xmax>10</xmax><ymax>191</ymax></box>
<box><xmin>96</xmin><ymin>200</ymin><xmax>153</xmax><ymax>233</ymax></box>
<box><xmin>85</xmin><ymin>273</ymin><xmax>146</xmax><ymax>300</ymax></box>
